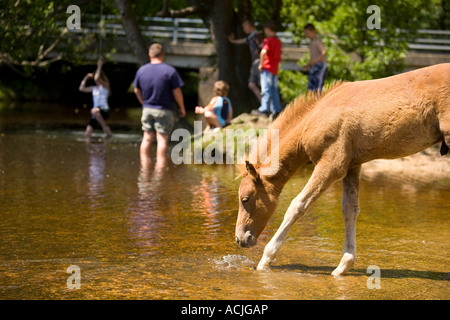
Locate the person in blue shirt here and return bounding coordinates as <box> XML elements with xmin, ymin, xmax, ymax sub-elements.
<box><xmin>133</xmin><ymin>43</ymin><xmax>186</xmax><ymax>163</ymax></box>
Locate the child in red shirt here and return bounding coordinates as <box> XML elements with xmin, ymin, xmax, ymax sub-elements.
<box><xmin>255</xmin><ymin>20</ymin><xmax>282</xmax><ymax>118</ymax></box>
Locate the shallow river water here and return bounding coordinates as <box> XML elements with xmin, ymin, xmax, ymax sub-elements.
<box><xmin>0</xmin><ymin>104</ymin><xmax>449</xmax><ymax>300</ymax></box>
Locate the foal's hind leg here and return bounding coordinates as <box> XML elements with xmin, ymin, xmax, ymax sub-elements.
<box><xmin>331</xmin><ymin>165</ymin><xmax>361</xmax><ymax>277</ymax></box>
<box><xmin>257</xmin><ymin>161</ymin><xmax>348</xmax><ymax>271</ymax></box>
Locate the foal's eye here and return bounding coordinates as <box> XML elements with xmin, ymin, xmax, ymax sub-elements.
<box><xmin>241</xmin><ymin>196</ymin><xmax>249</xmax><ymax>203</ymax></box>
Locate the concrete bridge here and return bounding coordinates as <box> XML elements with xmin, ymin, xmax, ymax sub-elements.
<box><xmin>73</xmin><ymin>16</ymin><xmax>450</xmax><ymax>70</ymax></box>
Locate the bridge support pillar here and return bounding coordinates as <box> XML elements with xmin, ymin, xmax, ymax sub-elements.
<box><xmin>198</xmin><ymin>67</ymin><xmax>218</xmax><ymax>107</ymax></box>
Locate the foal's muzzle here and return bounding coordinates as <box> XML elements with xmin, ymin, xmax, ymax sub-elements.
<box><xmin>235</xmin><ymin>231</ymin><xmax>256</xmax><ymax>248</ymax></box>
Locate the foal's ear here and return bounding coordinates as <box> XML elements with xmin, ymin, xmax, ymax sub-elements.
<box><xmin>245</xmin><ymin>161</ymin><xmax>260</xmax><ymax>181</ymax></box>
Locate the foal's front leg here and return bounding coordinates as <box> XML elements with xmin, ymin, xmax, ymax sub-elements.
<box><xmin>256</xmin><ymin>191</ymin><xmax>307</xmax><ymax>270</ymax></box>
<box><xmin>257</xmin><ymin>163</ymin><xmax>346</xmax><ymax>271</ymax></box>
<box><xmin>331</xmin><ymin>165</ymin><xmax>361</xmax><ymax>277</ymax></box>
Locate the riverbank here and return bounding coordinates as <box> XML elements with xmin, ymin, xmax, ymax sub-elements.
<box><xmin>361</xmin><ymin>144</ymin><xmax>450</xmax><ymax>189</ymax></box>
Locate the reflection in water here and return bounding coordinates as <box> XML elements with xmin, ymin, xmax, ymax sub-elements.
<box><xmin>194</xmin><ymin>171</ymin><xmax>221</xmax><ymax>236</ymax></box>
<box><xmin>86</xmin><ymin>141</ymin><xmax>107</xmax><ymax>203</ymax></box>
<box><xmin>128</xmin><ymin>155</ymin><xmax>171</xmax><ymax>256</ymax></box>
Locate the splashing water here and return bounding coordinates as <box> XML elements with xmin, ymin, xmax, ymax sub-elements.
<box><xmin>212</xmin><ymin>255</ymin><xmax>255</xmax><ymax>270</ymax></box>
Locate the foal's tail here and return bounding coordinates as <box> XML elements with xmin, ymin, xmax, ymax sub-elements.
<box><xmin>440</xmin><ymin>112</ymin><xmax>450</xmax><ymax>156</ymax></box>
<box><xmin>441</xmin><ymin>141</ymin><xmax>449</xmax><ymax>156</ymax></box>
<box><xmin>439</xmin><ymin>106</ymin><xmax>450</xmax><ymax>156</ymax></box>
<box><xmin>437</xmin><ymin>80</ymin><xmax>450</xmax><ymax>156</ymax></box>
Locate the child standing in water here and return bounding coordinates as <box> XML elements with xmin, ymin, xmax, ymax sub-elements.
<box><xmin>79</xmin><ymin>59</ymin><xmax>112</xmax><ymax>138</ymax></box>
<box><xmin>195</xmin><ymin>80</ymin><xmax>233</xmax><ymax>132</ymax></box>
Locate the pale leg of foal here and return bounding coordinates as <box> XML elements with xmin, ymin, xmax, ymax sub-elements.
<box><xmin>331</xmin><ymin>165</ymin><xmax>361</xmax><ymax>277</ymax></box>
<box><xmin>257</xmin><ymin>161</ymin><xmax>347</xmax><ymax>271</ymax></box>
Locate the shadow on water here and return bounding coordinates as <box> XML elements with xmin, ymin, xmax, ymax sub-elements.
<box><xmin>272</xmin><ymin>264</ymin><xmax>448</xmax><ymax>281</ymax></box>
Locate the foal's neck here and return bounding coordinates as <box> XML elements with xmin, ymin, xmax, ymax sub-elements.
<box><xmin>263</xmin><ymin>130</ymin><xmax>309</xmax><ymax>197</ymax></box>
<box><xmin>259</xmin><ymin>98</ymin><xmax>317</xmax><ymax>197</ymax></box>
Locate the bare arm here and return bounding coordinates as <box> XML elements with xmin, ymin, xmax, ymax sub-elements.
<box><xmin>228</xmin><ymin>33</ymin><xmax>247</xmax><ymax>44</ymax></box>
<box><xmin>79</xmin><ymin>73</ymin><xmax>93</xmax><ymax>93</ymax></box>
<box><xmin>134</xmin><ymin>87</ymin><xmax>144</xmax><ymax>105</ymax></box>
<box><xmin>172</xmin><ymin>87</ymin><xmax>186</xmax><ymax>118</ymax></box>
<box><xmin>258</xmin><ymin>48</ymin><xmax>267</xmax><ymax>72</ymax></box>
<box><xmin>94</xmin><ymin>59</ymin><xmax>109</xmax><ymax>89</ymax></box>
<box><xmin>195</xmin><ymin>106</ymin><xmax>205</xmax><ymax>114</ymax></box>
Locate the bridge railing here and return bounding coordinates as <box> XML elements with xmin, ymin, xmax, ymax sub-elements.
<box><xmin>70</xmin><ymin>16</ymin><xmax>450</xmax><ymax>52</ymax></box>
<box><xmin>408</xmin><ymin>29</ymin><xmax>450</xmax><ymax>51</ymax></box>
<box><xmin>74</xmin><ymin>15</ymin><xmax>211</xmax><ymax>43</ymax></box>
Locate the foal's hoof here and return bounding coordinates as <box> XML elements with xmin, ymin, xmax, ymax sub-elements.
<box><xmin>256</xmin><ymin>265</ymin><xmax>271</xmax><ymax>272</ymax></box>
<box><xmin>256</xmin><ymin>264</ymin><xmax>270</xmax><ymax>271</ymax></box>
<box><xmin>331</xmin><ymin>268</ymin><xmax>346</xmax><ymax>278</ymax></box>
<box><xmin>256</xmin><ymin>259</ymin><xmax>271</xmax><ymax>271</ymax></box>
<box><xmin>331</xmin><ymin>271</ymin><xmax>341</xmax><ymax>278</ymax></box>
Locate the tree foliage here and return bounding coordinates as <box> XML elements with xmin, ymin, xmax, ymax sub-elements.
<box><xmin>0</xmin><ymin>0</ymin><xmax>119</xmax><ymax>76</ymax></box>
<box><xmin>121</xmin><ymin>0</ymin><xmax>448</xmax><ymax>107</ymax></box>
<box><xmin>278</xmin><ymin>0</ymin><xmax>445</xmax><ymax>101</ymax></box>
<box><xmin>1</xmin><ymin>0</ymin><xmax>447</xmax><ymax>106</ymax></box>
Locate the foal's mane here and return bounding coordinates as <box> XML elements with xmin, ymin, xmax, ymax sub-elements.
<box><xmin>271</xmin><ymin>80</ymin><xmax>344</xmax><ymax>131</ymax></box>
<box><xmin>237</xmin><ymin>81</ymin><xmax>344</xmax><ymax>178</ymax></box>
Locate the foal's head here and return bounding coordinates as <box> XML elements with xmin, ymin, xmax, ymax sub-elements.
<box><xmin>235</xmin><ymin>161</ymin><xmax>278</xmax><ymax>248</ymax></box>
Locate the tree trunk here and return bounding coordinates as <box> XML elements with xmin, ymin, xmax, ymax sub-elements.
<box><xmin>237</xmin><ymin>0</ymin><xmax>252</xmax><ymax>24</ymax></box>
<box><xmin>118</xmin><ymin>0</ymin><xmax>258</xmax><ymax>113</ymax></box>
<box><xmin>114</xmin><ymin>0</ymin><xmax>149</xmax><ymax>65</ymax></box>
<box><xmin>272</xmin><ymin>0</ymin><xmax>283</xmax><ymax>24</ymax></box>
<box><xmin>193</xmin><ymin>0</ymin><xmax>256</xmax><ymax>113</ymax></box>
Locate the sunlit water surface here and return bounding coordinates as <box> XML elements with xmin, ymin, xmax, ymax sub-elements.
<box><xmin>0</xmin><ymin>110</ymin><xmax>449</xmax><ymax>299</ymax></box>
